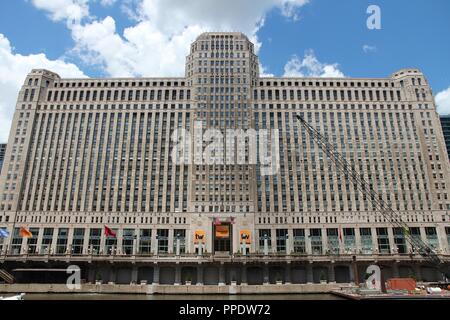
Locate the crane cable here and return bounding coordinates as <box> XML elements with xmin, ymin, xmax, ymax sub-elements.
<box><xmin>295</xmin><ymin>115</ymin><xmax>448</xmax><ymax>278</ymax></box>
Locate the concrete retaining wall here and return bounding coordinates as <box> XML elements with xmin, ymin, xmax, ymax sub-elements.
<box><xmin>0</xmin><ymin>283</ymin><xmax>342</xmax><ymax>295</ymax></box>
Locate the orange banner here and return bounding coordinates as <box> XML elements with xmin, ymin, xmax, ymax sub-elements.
<box><xmin>194</xmin><ymin>230</ymin><xmax>206</xmax><ymax>244</ymax></box>
<box><xmin>215</xmin><ymin>225</ymin><xmax>230</xmax><ymax>239</ymax></box>
<box><xmin>240</xmin><ymin>230</ymin><xmax>251</xmax><ymax>244</ymax></box>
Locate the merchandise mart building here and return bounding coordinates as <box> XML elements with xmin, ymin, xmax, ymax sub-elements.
<box><xmin>0</xmin><ymin>32</ymin><xmax>449</xmax><ymax>288</ymax></box>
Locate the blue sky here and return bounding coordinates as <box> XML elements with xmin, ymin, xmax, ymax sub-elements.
<box><xmin>0</xmin><ymin>0</ymin><xmax>449</xmax><ymax>141</ymax></box>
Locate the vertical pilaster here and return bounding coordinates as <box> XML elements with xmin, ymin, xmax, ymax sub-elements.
<box><xmin>392</xmin><ymin>262</ymin><xmax>400</xmax><ymax>278</ymax></box>
<box><xmin>285</xmin><ymin>263</ymin><xmax>292</xmax><ymax>284</ymax></box>
<box><xmin>196</xmin><ymin>264</ymin><xmax>203</xmax><ymax>285</ymax></box>
<box><xmin>263</xmin><ymin>264</ymin><xmax>269</xmax><ymax>284</ymax></box>
<box><xmin>328</xmin><ymin>263</ymin><xmax>336</xmax><ymax>283</ymax></box>
<box><xmin>305</xmin><ymin>229</ymin><xmax>312</xmax><ymax>255</ymax></box>
<box><xmin>174</xmin><ymin>264</ymin><xmax>181</xmax><ymax>285</ymax></box>
<box><xmin>219</xmin><ymin>263</ymin><xmax>225</xmax><ymax>285</ymax></box>
<box><xmin>153</xmin><ymin>265</ymin><xmax>160</xmax><ymax>285</ymax></box>
<box><xmin>109</xmin><ymin>268</ymin><xmax>116</xmax><ymax>284</ymax></box>
<box><xmin>88</xmin><ymin>268</ymin><xmax>95</xmax><ymax>284</ymax></box>
<box><xmin>131</xmin><ymin>266</ymin><xmax>138</xmax><ymax>284</ymax></box>
<box><xmin>414</xmin><ymin>264</ymin><xmax>422</xmax><ymax>282</ymax></box>
<box><xmin>241</xmin><ymin>264</ymin><xmax>247</xmax><ymax>285</ymax></box>
<box><xmin>306</xmin><ymin>263</ymin><xmax>314</xmax><ymax>284</ymax></box>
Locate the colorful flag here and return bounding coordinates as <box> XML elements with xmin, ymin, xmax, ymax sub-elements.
<box><xmin>0</xmin><ymin>228</ymin><xmax>10</xmax><ymax>238</ymax></box>
<box><xmin>19</xmin><ymin>227</ymin><xmax>32</xmax><ymax>238</ymax></box>
<box><xmin>104</xmin><ymin>226</ymin><xmax>116</xmax><ymax>237</ymax></box>
<box><xmin>213</xmin><ymin>217</ymin><xmax>221</xmax><ymax>226</ymax></box>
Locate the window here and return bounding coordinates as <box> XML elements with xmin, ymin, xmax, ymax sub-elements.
<box><xmin>88</xmin><ymin>228</ymin><xmax>101</xmax><ymax>255</ymax></box>
<box><xmin>343</xmin><ymin>228</ymin><xmax>356</xmax><ymax>253</ymax></box>
<box><xmin>376</xmin><ymin>228</ymin><xmax>390</xmax><ymax>254</ymax></box>
<box><xmin>41</xmin><ymin>228</ymin><xmax>54</xmax><ymax>254</ymax></box>
<box><xmin>72</xmin><ymin>228</ymin><xmax>85</xmax><ymax>255</ymax></box>
<box><xmin>276</xmin><ymin>229</ymin><xmax>288</xmax><ymax>253</ymax></box>
<box><xmin>138</xmin><ymin>229</ymin><xmax>152</xmax><ymax>255</ymax></box>
<box><xmin>11</xmin><ymin>228</ymin><xmax>23</xmax><ymax>255</ymax></box>
<box><xmin>105</xmin><ymin>228</ymin><xmax>118</xmax><ymax>255</ymax></box>
<box><xmin>258</xmin><ymin>229</ymin><xmax>271</xmax><ymax>252</ymax></box>
<box><xmin>359</xmin><ymin>228</ymin><xmax>373</xmax><ymax>254</ymax></box>
<box><xmin>425</xmin><ymin>227</ymin><xmax>439</xmax><ymax>250</ymax></box>
<box><xmin>446</xmin><ymin>227</ymin><xmax>450</xmax><ymax>247</ymax></box>
<box><xmin>122</xmin><ymin>229</ymin><xmax>135</xmax><ymax>255</ymax></box>
<box><xmin>326</xmin><ymin>228</ymin><xmax>339</xmax><ymax>254</ymax></box>
<box><xmin>393</xmin><ymin>228</ymin><xmax>407</xmax><ymax>254</ymax></box>
<box><xmin>310</xmin><ymin>228</ymin><xmax>322</xmax><ymax>255</ymax></box>
<box><xmin>56</xmin><ymin>228</ymin><xmax>68</xmax><ymax>255</ymax></box>
<box><xmin>157</xmin><ymin>229</ymin><xmax>169</xmax><ymax>253</ymax></box>
<box><xmin>27</xmin><ymin>228</ymin><xmax>39</xmax><ymax>254</ymax></box>
<box><xmin>293</xmin><ymin>229</ymin><xmax>306</xmax><ymax>254</ymax></box>
<box><xmin>173</xmin><ymin>229</ymin><xmax>186</xmax><ymax>254</ymax></box>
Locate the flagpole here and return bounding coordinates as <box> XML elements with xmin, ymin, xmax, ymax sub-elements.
<box><xmin>6</xmin><ymin>207</ymin><xmax>19</xmax><ymax>257</ymax></box>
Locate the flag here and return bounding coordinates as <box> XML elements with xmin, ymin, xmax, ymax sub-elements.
<box><xmin>0</xmin><ymin>229</ymin><xmax>9</xmax><ymax>238</ymax></box>
<box><xmin>213</xmin><ymin>217</ymin><xmax>221</xmax><ymax>226</ymax></box>
<box><xmin>19</xmin><ymin>227</ymin><xmax>32</xmax><ymax>238</ymax></box>
<box><xmin>229</xmin><ymin>217</ymin><xmax>236</xmax><ymax>225</ymax></box>
<box><xmin>403</xmin><ymin>227</ymin><xmax>410</xmax><ymax>236</ymax></box>
<box><xmin>104</xmin><ymin>226</ymin><xmax>116</xmax><ymax>237</ymax></box>
<box><xmin>338</xmin><ymin>229</ymin><xmax>343</xmax><ymax>242</ymax></box>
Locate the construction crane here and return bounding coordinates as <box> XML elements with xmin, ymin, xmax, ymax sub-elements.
<box><xmin>295</xmin><ymin>114</ymin><xmax>450</xmax><ymax>280</ymax></box>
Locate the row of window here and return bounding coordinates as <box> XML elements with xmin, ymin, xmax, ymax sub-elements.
<box><xmin>1</xmin><ymin>226</ymin><xmax>448</xmax><ymax>256</ymax></box>
<box><xmin>257</xmin><ymin>226</ymin><xmax>448</xmax><ymax>254</ymax></box>
<box><xmin>29</xmin><ymin>89</ymin><xmax>193</xmax><ymax>103</ymax></box>
<box><xmin>253</xmin><ymin>88</ymin><xmax>406</xmax><ymax>102</ymax></box>
<box><xmin>1</xmin><ymin>227</ymin><xmax>186</xmax><ymax>255</ymax></box>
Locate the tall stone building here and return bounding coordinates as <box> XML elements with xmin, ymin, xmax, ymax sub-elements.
<box><xmin>0</xmin><ymin>144</ymin><xmax>6</xmax><ymax>174</ymax></box>
<box><xmin>0</xmin><ymin>32</ymin><xmax>449</xmax><ymax>287</ymax></box>
<box><xmin>440</xmin><ymin>115</ymin><xmax>450</xmax><ymax>162</ymax></box>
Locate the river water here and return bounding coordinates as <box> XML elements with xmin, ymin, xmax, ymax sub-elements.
<box><xmin>22</xmin><ymin>293</ymin><xmax>344</xmax><ymax>300</ymax></box>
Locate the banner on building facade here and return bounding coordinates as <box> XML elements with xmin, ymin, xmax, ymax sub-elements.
<box><xmin>215</xmin><ymin>225</ymin><xmax>230</xmax><ymax>239</ymax></box>
<box><xmin>240</xmin><ymin>230</ymin><xmax>251</xmax><ymax>244</ymax></box>
<box><xmin>194</xmin><ymin>230</ymin><xmax>206</xmax><ymax>244</ymax></box>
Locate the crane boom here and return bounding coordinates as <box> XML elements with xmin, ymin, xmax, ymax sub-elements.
<box><xmin>295</xmin><ymin>114</ymin><xmax>449</xmax><ymax>279</ymax></box>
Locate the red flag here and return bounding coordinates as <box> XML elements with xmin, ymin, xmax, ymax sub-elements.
<box><xmin>104</xmin><ymin>226</ymin><xmax>116</xmax><ymax>237</ymax></box>
<box><xmin>339</xmin><ymin>228</ymin><xmax>343</xmax><ymax>242</ymax></box>
<box><xmin>213</xmin><ymin>217</ymin><xmax>221</xmax><ymax>226</ymax></box>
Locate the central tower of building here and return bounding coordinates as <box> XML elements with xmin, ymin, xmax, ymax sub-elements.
<box><xmin>185</xmin><ymin>32</ymin><xmax>259</xmax><ymax>217</ymax></box>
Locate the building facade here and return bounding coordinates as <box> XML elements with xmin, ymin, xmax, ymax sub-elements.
<box><xmin>440</xmin><ymin>115</ymin><xmax>450</xmax><ymax>162</ymax></box>
<box><xmin>0</xmin><ymin>32</ymin><xmax>449</xmax><ymax>286</ymax></box>
<box><xmin>0</xmin><ymin>144</ymin><xmax>6</xmax><ymax>175</ymax></box>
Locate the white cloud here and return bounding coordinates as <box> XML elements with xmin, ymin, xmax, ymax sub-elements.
<box><xmin>31</xmin><ymin>0</ymin><xmax>90</xmax><ymax>25</ymax></box>
<box><xmin>363</xmin><ymin>44</ymin><xmax>377</xmax><ymax>53</ymax></box>
<box><xmin>0</xmin><ymin>34</ymin><xmax>86</xmax><ymax>142</ymax></box>
<box><xmin>30</xmin><ymin>0</ymin><xmax>310</xmax><ymax>77</ymax></box>
<box><xmin>70</xmin><ymin>17</ymin><xmax>203</xmax><ymax>77</ymax></box>
<box><xmin>99</xmin><ymin>0</ymin><xmax>117</xmax><ymax>6</ymax></box>
<box><xmin>259</xmin><ymin>63</ymin><xmax>275</xmax><ymax>78</ymax></box>
<box><xmin>436</xmin><ymin>86</ymin><xmax>450</xmax><ymax>115</ymax></box>
<box><xmin>283</xmin><ymin>50</ymin><xmax>344</xmax><ymax>78</ymax></box>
